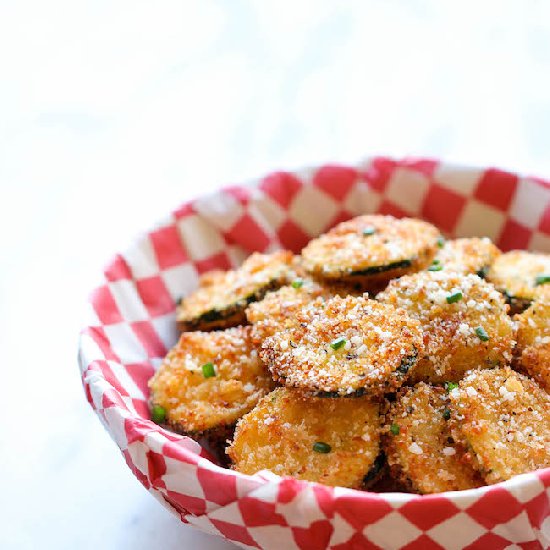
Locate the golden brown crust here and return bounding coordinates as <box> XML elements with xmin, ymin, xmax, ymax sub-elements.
<box><xmin>148</xmin><ymin>326</ymin><xmax>274</xmax><ymax>434</ymax></box>
<box><xmin>301</xmin><ymin>215</ymin><xmax>439</xmax><ymax>286</ymax></box>
<box><xmin>384</xmin><ymin>383</ymin><xmax>483</xmax><ymax>493</ymax></box>
<box><xmin>227</xmin><ymin>387</ymin><xmax>381</xmax><ymax>488</ymax></box>
<box><xmin>176</xmin><ymin>251</ymin><xmax>294</xmax><ymax>331</ymax></box>
<box><xmin>487</xmin><ymin>250</ymin><xmax>550</xmax><ymax>313</ymax></box>
<box><xmin>433</xmin><ymin>238</ymin><xmax>500</xmax><ymax>276</ymax></box>
<box><xmin>448</xmin><ymin>367</ymin><xmax>550</xmax><ymax>484</ymax></box>
<box><xmin>514</xmin><ymin>293</ymin><xmax>550</xmax><ymax>392</ymax></box>
<box><xmin>377</xmin><ymin>272</ymin><xmax>515</xmax><ymax>383</ymax></box>
<box><xmin>260</xmin><ymin>295</ymin><xmax>423</xmax><ymax>397</ymax></box>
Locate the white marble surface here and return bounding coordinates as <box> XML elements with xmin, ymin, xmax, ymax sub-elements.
<box><xmin>2</xmin><ymin>1</ymin><xmax>550</xmax><ymax>548</ymax></box>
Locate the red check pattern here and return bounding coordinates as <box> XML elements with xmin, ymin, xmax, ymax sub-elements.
<box><xmin>79</xmin><ymin>157</ymin><xmax>550</xmax><ymax>550</ymax></box>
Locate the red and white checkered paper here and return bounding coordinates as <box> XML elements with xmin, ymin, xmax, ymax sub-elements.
<box><xmin>79</xmin><ymin>157</ymin><xmax>550</xmax><ymax>550</ymax></box>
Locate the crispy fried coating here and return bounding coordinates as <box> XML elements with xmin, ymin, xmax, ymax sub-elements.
<box><xmin>384</xmin><ymin>383</ymin><xmax>483</xmax><ymax>493</ymax></box>
<box><xmin>378</xmin><ymin>271</ymin><xmax>515</xmax><ymax>383</ymax></box>
<box><xmin>449</xmin><ymin>367</ymin><xmax>550</xmax><ymax>484</ymax></box>
<box><xmin>515</xmin><ymin>293</ymin><xmax>550</xmax><ymax>392</ymax></box>
<box><xmin>433</xmin><ymin>237</ymin><xmax>500</xmax><ymax>277</ymax></box>
<box><xmin>227</xmin><ymin>387</ymin><xmax>381</xmax><ymax>488</ymax></box>
<box><xmin>176</xmin><ymin>251</ymin><xmax>294</xmax><ymax>331</ymax></box>
<box><xmin>487</xmin><ymin>250</ymin><xmax>550</xmax><ymax>313</ymax></box>
<box><xmin>148</xmin><ymin>326</ymin><xmax>273</xmax><ymax>437</ymax></box>
<box><xmin>261</xmin><ymin>295</ymin><xmax>423</xmax><ymax>397</ymax></box>
<box><xmin>301</xmin><ymin>215</ymin><xmax>439</xmax><ymax>286</ymax></box>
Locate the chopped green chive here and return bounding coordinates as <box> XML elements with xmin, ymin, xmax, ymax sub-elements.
<box><xmin>475</xmin><ymin>326</ymin><xmax>490</xmax><ymax>342</ymax></box>
<box><xmin>535</xmin><ymin>275</ymin><xmax>550</xmax><ymax>286</ymax></box>
<box><xmin>437</xmin><ymin>236</ymin><xmax>445</xmax><ymax>248</ymax></box>
<box><xmin>442</xmin><ymin>408</ymin><xmax>451</xmax><ymax>420</ymax></box>
<box><xmin>151</xmin><ymin>405</ymin><xmax>167</xmax><ymax>424</ymax></box>
<box><xmin>202</xmin><ymin>362</ymin><xmax>216</xmax><ymax>378</ymax></box>
<box><xmin>445</xmin><ymin>381</ymin><xmax>459</xmax><ymax>393</ymax></box>
<box><xmin>291</xmin><ymin>278</ymin><xmax>304</xmax><ymax>289</ymax></box>
<box><xmin>390</xmin><ymin>423</ymin><xmax>400</xmax><ymax>435</ymax></box>
<box><xmin>362</xmin><ymin>227</ymin><xmax>376</xmax><ymax>236</ymax></box>
<box><xmin>446</xmin><ymin>291</ymin><xmax>463</xmax><ymax>304</ymax></box>
<box><xmin>428</xmin><ymin>264</ymin><xmax>443</xmax><ymax>272</ymax></box>
<box><xmin>330</xmin><ymin>337</ymin><xmax>347</xmax><ymax>350</ymax></box>
<box><xmin>313</xmin><ymin>441</ymin><xmax>331</xmax><ymax>453</ymax></box>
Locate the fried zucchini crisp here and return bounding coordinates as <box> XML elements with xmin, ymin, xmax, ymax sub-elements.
<box><xmin>378</xmin><ymin>271</ymin><xmax>515</xmax><ymax>383</ymax></box>
<box><xmin>432</xmin><ymin>237</ymin><xmax>500</xmax><ymax>277</ymax></box>
<box><xmin>261</xmin><ymin>295</ymin><xmax>423</xmax><ymax>397</ymax></box>
<box><xmin>227</xmin><ymin>388</ymin><xmax>381</xmax><ymax>488</ymax></box>
<box><xmin>449</xmin><ymin>367</ymin><xmax>550</xmax><ymax>484</ymax></box>
<box><xmin>487</xmin><ymin>250</ymin><xmax>550</xmax><ymax>313</ymax></box>
<box><xmin>148</xmin><ymin>327</ymin><xmax>273</xmax><ymax>440</ymax></box>
<box><xmin>515</xmin><ymin>292</ymin><xmax>550</xmax><ymax>391</ymax></box>
<box><xmin>176</xmin><ymin>250</ymin><xmax>294</xmax><ymax>331</ymax></box>
<box><xmin>301</xmin><ymin>215</ymin><xmax>439</xmax><ymax>287</ymax></box>
<box><xmin>384</xmin><ymin>383</ymin><xmax>483</xmax><ymax>493</ymax></box>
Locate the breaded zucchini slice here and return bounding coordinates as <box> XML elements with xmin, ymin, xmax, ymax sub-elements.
<box><xmin>432</xmin><ymin>237</ymin><xmax>500</xmax><ymax>277</ymax></box>
<box><xmin>246</xmin><ymin>279</ymin><xmax>331</xmax><ymax>346</ymax></box>
<box><xmin>301</xmin><ymin>215</ymin><xmax>439</xmax><ymax>285</ymax></box>
<box><xmin>378</xmin><ymin>271</ymin><xmax>515</xmax><ymax>384</ymax></box>
<box><xmin>176</xmin><ymin>250</ymin><xmax>294</xmax><ymax>331</ymax></box>
<box><xmin>448</xmin><ymin>367</ymin><xmax>550</xmax><ymax>484</ymax></box>
<box><xmin>148</xmin><ymin>326</ymin><xmax>273</xmax><ymax>442</ymax></box>
<box><xmin>261</xmin><ymin>295</ymin><xmax>423</xmax><ymax>397</ymax></box>
<box><xmin>515</xmin><ymin>292</ymin><xmax>550</xmax><ymax>391</ymax></box>
<box><xmin>227</xmin><ymin>387</ymin><xmax>381</xmax><ymax>488</ymax></box>
<box><xmin>487</xmin><ymin>250</ymin><xmax>550</xmax><ymax>313</ymax></box>
<box><xmin>384</xmin><ymin>383</ymin><xmax>483</xmax><ymax>493</ymax></box>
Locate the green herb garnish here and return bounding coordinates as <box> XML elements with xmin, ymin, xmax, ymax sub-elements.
<box><xmin>428</xmin><ymin>264</ymin><xmax>443</xmax><ymax>272</ymax></box>
<box><xmin>475</xmin><ymin>326</ymin><xmax>489</xmax><ymax>342</ymax></box>
<box><xmin>390</xmin><ymin>423</ymin><xmax>400</xmax><ymax>435</ymax></box>
<box><xmin>445</xmin><ymin>381</ymin><xmax>459</xmax><ymax>393</ymax></box>
<box><xmin>437</xmin><ymin>236</ymin><xmax>445</xmax><ymax>248</ymax></box>
<box><xmin>202</xmin><ymin>362</ymin><xmax>216</xmax><ymax>378</ymax></box>
<box><xmin>446</xmin><ymin>291</ymin><xmax>463</xmax><ymax>304</ymax></box>
<box><xmin>362</xmin><ymin>227</ymin><xmax>376</xmax><ymax>236</ymax></box>
<box><xmin>151</xmin><ymin>405</ymin><xmax>167</xmax><ymax>424</ymax></box>
<box><xmin>291</xmin><ymin>278</ymin><xmax>304</xmax><ymax>289</ymax></box>
<box><xmin>330</xmin><ymin>337</ymin><xmax>347</xmax><ymax>350</ymax></box>
<box><xmin>313</xmin><ymin>441</ymin><xmax>331</xmax><ymax>453</ymax></box>
<box><xmin>535</xmin><ymin>275</ymin><xmax>550</xmax><ymax>286</ymax></box>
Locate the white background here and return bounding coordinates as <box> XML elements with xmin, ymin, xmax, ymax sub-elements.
<box><xmin>1</xmin><ymin>1</ymin><xmax>550</xmax><ymax>548</ymax></box>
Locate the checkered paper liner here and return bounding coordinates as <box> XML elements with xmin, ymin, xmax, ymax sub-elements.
<box><xmin>79</xmin><ymin>157</ymin><xmax>550</xmax><ymax>549</ymax></box>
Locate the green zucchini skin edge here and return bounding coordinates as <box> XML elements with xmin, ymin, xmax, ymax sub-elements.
<box><xmin>363</xmin><ymin>452</ymin><xmax>387</xmax><ymax>487</ymax></box>
<box><xmin>349</xmin><ymin>259</ymin><xmax>413</xmax><ymax>277</ymax></box>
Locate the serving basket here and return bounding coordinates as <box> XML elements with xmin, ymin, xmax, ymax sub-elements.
<box><xmin>78</xmin><ymin>157</ymin><xmax>550</xmax><ymax>549</ymax></box>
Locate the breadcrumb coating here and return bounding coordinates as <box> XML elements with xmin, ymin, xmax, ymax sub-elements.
<box><xmin>227</xmin><ymin>387</ymin><xmax>381</xmax><ymax>488</ymax></box>
<box><xmin>384</xmin><ymin>383</ymin><xmax>483</xmax><ymax>493</ymax></box>
<box><xmin>149</xmin><ymin>326</ymin><xmax>273</xmax><ymax>434</ymax></box>
<box><xmin>301</xmin><ymin>215</ymin><xmax>439</xmax><ymax>284</ymax></box>
<box><xmin>378</xmin><ymin>271</ymin><xmax>515</xmax><ymax>383</ymax></box>
<box><xmin>433</xmin><ymin>237</ymin><xmax>500</xmax><ymax>276</ymax></box>
<box><xmin>449</xmin><ymin>367</ymin><xmax>550</xmax><ymax>484</ymax></box>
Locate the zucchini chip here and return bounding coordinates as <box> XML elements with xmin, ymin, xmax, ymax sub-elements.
<box><xmin>148</xmin><ymin>326</ymin><xmax>273</xmax><ymax>444</ymax></box>
<box><xmin>515</xmin><ymin>292</ymin><xmax>550</xmax><ymax>392</ymax></box>
<box><xmin>176</xmin><ymin>250</ymin><xmax>294</xmax><ymax>331</ymax></box>
<box><xmin>384</xmin><ymin>383</ymin><xmax>483</xmax><ymax>493</ymax></box>
<box><xmin>227</xmin><ymin>387</ymin><xmax>381</xmax><ymax>488</ymax></box>
<box><xmin>432</xmin><ymin>237</ymin><xmax>500</xmax><ymax>277</ymax></box>
<box><xmin>487</xmin><ymin>250</ymin><xmax>550</xmax><ymax>314</ymax></box>
<box><xmin>448</xmin><ymin>367</ymin><xmax>550</xmax><ymax>484</ymax></box>
<box><xmin>378</xmin><ymin>271</ymin><xmax>515</xmax><ymax>384</ymax></box>
<box><xmin>301</xmin><ymin>215</ymin><xmax>439</xmax><ymax>286</ymax></box>
<box><xmin>261</xmin><ymin>295</ymin><xmax>423</xmax><ymax>397</ymax></box>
